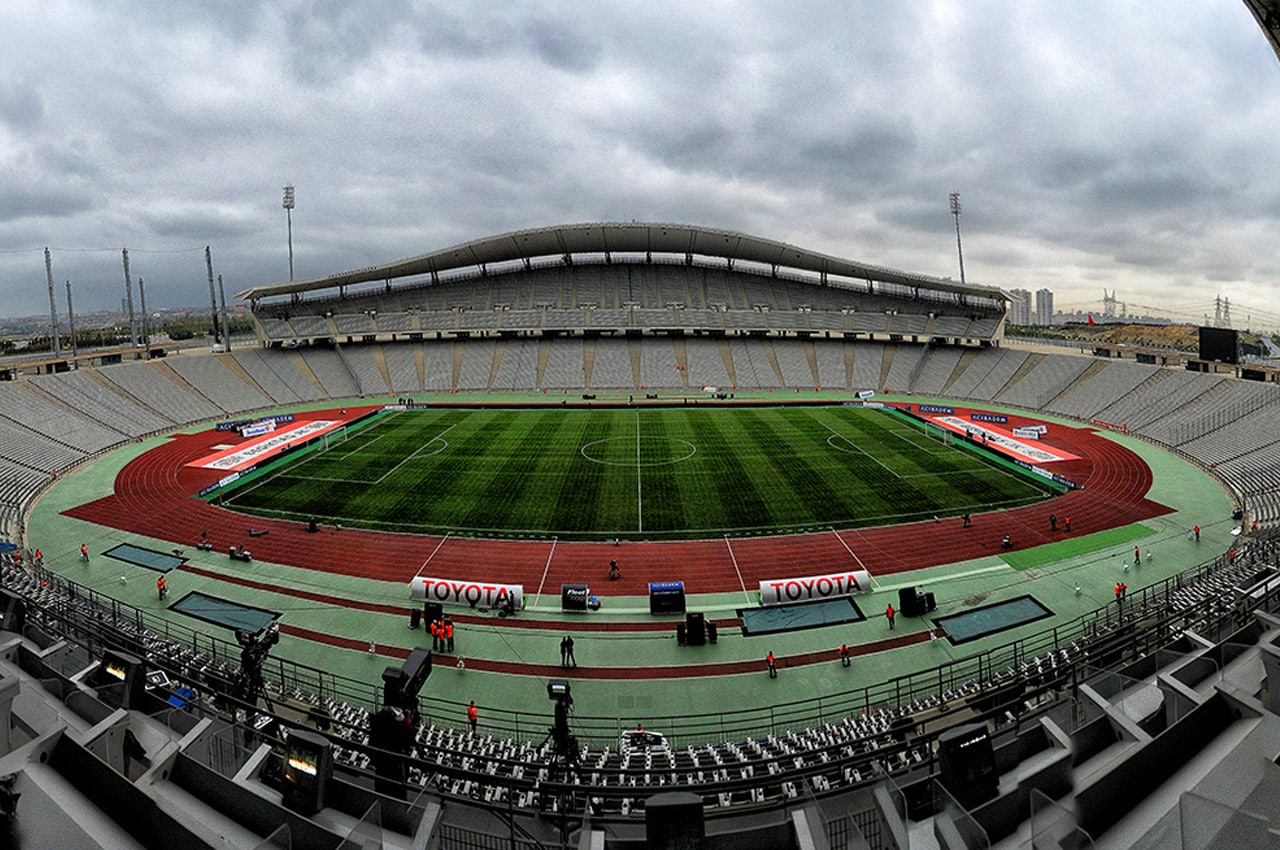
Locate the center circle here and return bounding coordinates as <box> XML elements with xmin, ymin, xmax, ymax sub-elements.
<box><xmin>580</xmin><ymin>436</ymin><xmax>698</xmax><ymax>467</ymax></box>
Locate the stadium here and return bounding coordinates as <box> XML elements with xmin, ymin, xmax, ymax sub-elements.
<box><xmin>2</xmin><ymin>8</ymin><xmax>1280</xmax><ymax>848</ymax></box>
<box><xmin>1</xmin><ymin>213</ymin><xmax>1279</xmax><ymax>850</ymax></box>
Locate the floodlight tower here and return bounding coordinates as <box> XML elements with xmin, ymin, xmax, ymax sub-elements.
<box><xmin>949</xmin><ymin>191</ymin><xmax>966</xmax><ymax>287</ymax></box>
<box><xmin>282</xmin><ymin>183</ymin><xmax>296</xmax><ymax>281</ymax></box>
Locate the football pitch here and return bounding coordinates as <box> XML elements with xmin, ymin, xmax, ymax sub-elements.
<box><xmin>217</xmin><ymin>406</ymin><xmax>1056</xmax><ymax>540</ymax></box>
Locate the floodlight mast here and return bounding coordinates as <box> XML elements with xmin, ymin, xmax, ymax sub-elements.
<box><xmin>44</xmin><ymin>248</ymin><xmax>61</xmax><ymax>358</ymax></box>
<box><xmin>949</xmin><ymin>191</ymin><xmax>966</xmax><ymax>287</ymax></box>
<box><xmin>282</xmin><ymin>184</ymin><xmax>296</xmax><ymax>282</ymax></box>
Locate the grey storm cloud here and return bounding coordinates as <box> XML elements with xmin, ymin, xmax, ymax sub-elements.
<box><xmin>1</xmin><ymin>0</ymin><xmax>1279</xmax><ymax>329</ymax></box>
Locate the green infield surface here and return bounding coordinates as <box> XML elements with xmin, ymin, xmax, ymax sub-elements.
<box><xmin>215</xmin><ymin>405</ymin><xmax>1056</xmax><ymax>539</ymax></box>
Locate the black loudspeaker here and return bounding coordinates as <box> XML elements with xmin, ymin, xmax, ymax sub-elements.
<box><xmin>706</xmin><ymin>621</ymin><xmax>718</xmax><ymax>644</ymax></box>
<box><xmin>899</xmin><ymin>586</ymin><xmax>921</xmax><ymax>618</ymax></box>
<box><xmin>409</xmin><ymin>608</ymin><xmax>421</xmax><ymax>629</ymax></box>
<box><xmin>424</xmin><ymin>602</ymin><xmax>443</xmax><ymax>624</ymax></box>
<box><xmin>676</xmin><ymin>622</ymin><xmax>687</xmax><ymax>646</ymax></box>
<box><xmin>561</xmin><ymin>583</ymin><xmax>589</xmax><ymax>612</ymax></box>
<box><xmin>368</xmin><ymin>707</ymin><xmax>416</xmax><ymax>799</ymax></box>
<box><xmin>923</xmin><ymin>592</ymin><xmax>936</xmax><ymax>613</ymax></box>
<box><xmin>645</xmin><ymin>791</ymin><xmax>705</xmax><ymax>849</ymax></box>
<box><xmin>937</xmin><ymin>723</ymin><xmax>998</xmax><ymax>810</ymax></box>
<box><xmin>685</xmin><ymin>612</ymin><xmax>706</xmax><ymax>646</ymax></box>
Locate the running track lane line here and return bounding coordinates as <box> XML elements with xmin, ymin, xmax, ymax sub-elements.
<box><xmin>723</xmin><ymin>535</ymin><xmax>752</xmax><ymax>605</ymax></box>
<box><xmin>830</xmin><ymin>527</ymin><xmax>872</xmax><ymax>581</ymax></box>
<box><xmin>64</xmin><ymin>405</ymin><xmax>1172</xmax><ymax>592</ymax></box>
<box><xmin>413</xmin><ymin>533</ymin><xmax>451</xmax><ymax>581</ymax></box>
<box><xmin>533</xmin><ymin>537</ymin><xmax>558</xmax><ymax>606</ymax></box>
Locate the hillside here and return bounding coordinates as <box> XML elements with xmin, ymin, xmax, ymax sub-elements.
<box><xmin>1010</xmin><ymin>323</ymin><xmax>1262</xmax><ymax>356</ymax></box>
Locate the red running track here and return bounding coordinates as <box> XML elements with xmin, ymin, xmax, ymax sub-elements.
<box><xmin>64</xmin><ymin>406</ymin><xmax>1172</xmax><ymax>598</ymax></box>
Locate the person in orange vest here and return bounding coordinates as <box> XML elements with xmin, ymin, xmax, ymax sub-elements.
<box><xmin>156</xmin><ymin>575</ymin><xmax>168</xmax><ymax>601</ymax></box>
<box><xmin>1064</xmin><ymin>515</ymin><xmax>1071</xmax><ymax>531</ymax></box>
<box><xmin>1114</xmin><ymin>582</ymin><xmax>1122</xmax><ymax>604</ymax></box>
<box><xmin>766</xmin><ymin>651</ymin><xmax>777</xmax><ymax>678</ymax></box>
<box><xmin>1134</xmin><ymin>546</ymin><xmax>1141</xmax><ymax>566</ymax></box>
<box><xmin>429</xmin><ymin>619</ymin><xmax>441</xmax><ymax>652</ymax></box>
<box><xmin>80</xmin><ymin>543</ymin><xmax>88</xmax><ymax>562</ymax></box>
<box><xmin>839</xmin><ymin>644</ymin><xmax>851</xmax><ymax>667</ymax></box>
<box><xmin>444</xmin><ymin>617</ymin><xmax>455</xmax><ymax>652</ymax></box>
<box><xmin>1193</xmin><ymin>525</ymin><xmax>1200</xmax><ymax>542</ymax></box>
<box><xmin>467</xmin><ymin>700</ymin><xmax>477</xmax><ymax>732</ymax></box>
<box><xmin>886</xmin><ymin>603</ymin><xmax>895</xmax><ymax>630</ymax></box>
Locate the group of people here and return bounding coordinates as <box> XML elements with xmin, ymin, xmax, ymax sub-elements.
<box><xmin>429</xmin><ymin>616</ymin><xmax>455</xmax><ymax>653</ymax></box>
<box><xmin>559</xmin><ymin>635</ymin><xmax>577</xmax><ymax>668</ymax></box>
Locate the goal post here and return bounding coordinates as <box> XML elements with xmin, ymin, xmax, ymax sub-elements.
<box><xmin>322</xmin><ymin>426</ymin><xmax>348</xmax><ymax>452</ymax></box>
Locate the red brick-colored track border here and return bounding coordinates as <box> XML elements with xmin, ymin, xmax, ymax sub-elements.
<box><xmin>63</xmin><ymin>404</ymin><xmax>1171</xmax><ymax>676</ymax></box>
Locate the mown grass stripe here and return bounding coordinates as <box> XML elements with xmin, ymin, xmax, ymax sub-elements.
<box><xmin>223</xmin><ymin>406</ymin><xmax>1053</xmax><ymax>540</ymax></box>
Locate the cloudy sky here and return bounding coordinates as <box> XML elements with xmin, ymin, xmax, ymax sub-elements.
<box><xmin>3</xmin><ymin>1</ymin><xmax>1280</xmax><ymax>327</ymax></box>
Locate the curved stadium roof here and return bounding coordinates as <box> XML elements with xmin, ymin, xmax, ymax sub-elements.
<box><xmin>236</xmin><ymin>221</ymin><xmax>1011</xmax><ymax>305</ymax></box>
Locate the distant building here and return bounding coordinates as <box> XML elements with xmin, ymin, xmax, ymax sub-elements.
<box><xmin>1009</xmin><ymin>288</ymin><xmax>1032</xmax><ymax>325</ymax></box>
<box><xmin>1035</xmin><ymin>288</ymin><xmax>1054</xmax><ymax>326</ymax></box>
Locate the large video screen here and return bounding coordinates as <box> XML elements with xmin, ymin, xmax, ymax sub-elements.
<box><xmin>1198</xmin><ymin>327</ymin><xmax>1240</xmax><ymax>364</ymax></box>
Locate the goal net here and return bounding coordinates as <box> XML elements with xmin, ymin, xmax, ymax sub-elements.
<box><xmin>322</xmin><ymin>426</ymin><xmax>349</xmax><ymax>451</ymax></box>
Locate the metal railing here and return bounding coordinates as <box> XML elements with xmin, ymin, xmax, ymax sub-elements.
<box><xmin>9</xmin><ymin>536</ymin><xmax>1278</xmax><ymax>750</ymax></box>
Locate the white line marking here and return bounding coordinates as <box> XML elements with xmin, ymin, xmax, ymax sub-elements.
<box><xmin>413</xmin><ymin>533</ymin><xmax>452</xmax><ymax>581</ymax></box>
<box><xmin>533</xmin><ymin>537</ymin><xmax>558</xmax><ymax>605</ymax></box>
<box><xmin>723</xmin><ymin>535</ymin><xmax>753</xmax><ymax>604</ymax></box>
<box><xmin>818</xmin><ymin>421</ymin><xmax>901</xmax><ymax>477</ymax></box>
<box><xmin>830</xmin><ymin>527</ymin><xmax>870</xmax><ymax>574</ymax></box>
<box><xmin>375</xmin><ymin>422</ymin><xmax>459</xmax><ymax>484</ymax></box>
<box><xmin>635</xmin><ymin>411</ymin><xmax>643</xmax><ymax>533</ymax></box>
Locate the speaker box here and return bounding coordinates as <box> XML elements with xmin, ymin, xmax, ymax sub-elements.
<box><xmin>645</xmin><ymin>791</ymin><xmax>705</xmax><ymax>849</ymax></box>
<box><xmin>685</xmin><ymin>612</ymin><xmax>706</xmax><ymax>646</ymax></box>
<box><xmin>648</xmin><ymin>581</ymin><xmax>687</xmax><ymax>614</ymax></box>
<box><xmin>561</xmin><ymin>583</ymin><xmax>589</xmax><ymax>612</ymax></box>
<box><xmin>899</xmin><ymin>586</ymin><xmax>921</xmax><ymax>618</ymax></box>
<box><xmin>676</xmin><ymin>622</ymin><xmax>687</xmax><ymax>646</ymax></box>
<box><xmin>937</xmin><ymin>723</ymin><xmax>998</xmax><ymax>810</ymax></box>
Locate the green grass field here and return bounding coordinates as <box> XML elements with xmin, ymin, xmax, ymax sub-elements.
<box><xmin>218</xmin><ymin>406</ymin><xmax>1055</xmax><ymax>540</ymax></box>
